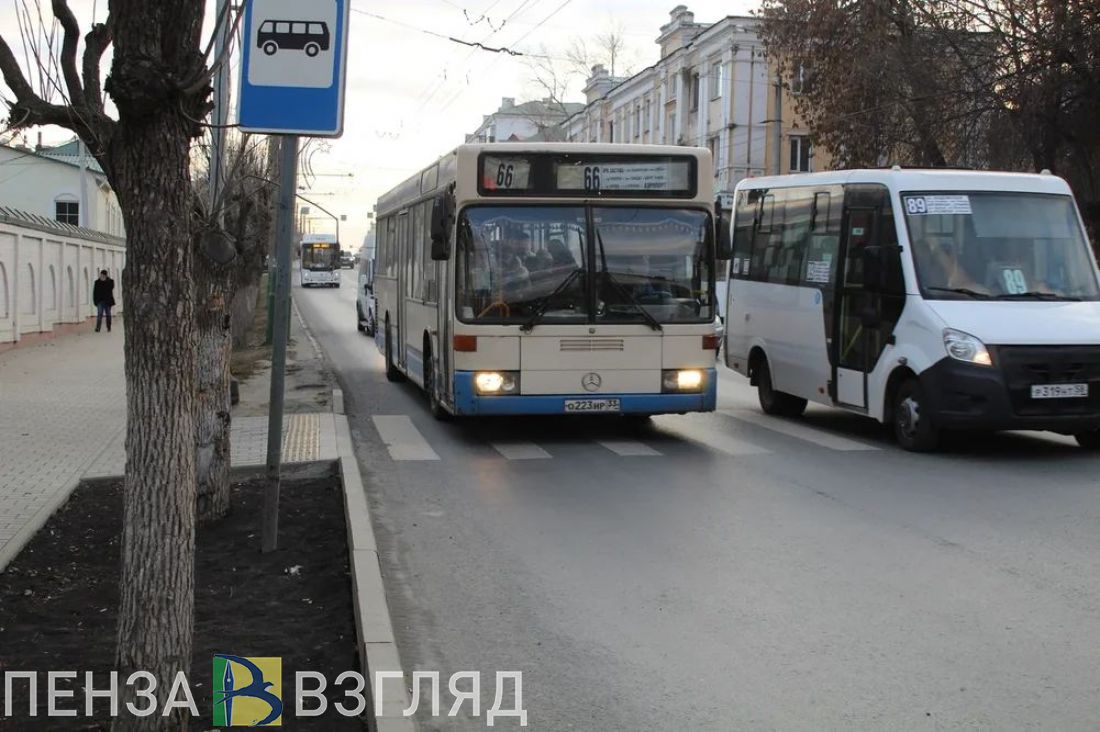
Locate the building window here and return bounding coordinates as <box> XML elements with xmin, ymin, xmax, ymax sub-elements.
<box><xmin>56</xmin><ymin>200</ymin><xmax>79</xmax><ymax>226</ymax></box>
<box><xmin>608</xmin><ymin>120</ymin><xmax>615</xmax><ymax>143</ymax></box>
<box><xmin>708</xmin><ymin>137</ymin><xmax>720</xmax><ymax>173</ymax></box>
<box><xmin>790</xmin><ymin>136</ymin><xmax>813</xmax><ymax>172</ymax></box>
<box><xmin>689</xmin><ymin>73</ymin><xmax>701</xmax><ymax>111</ymax></box>
<box><xmin>635</xmin><ymin>105</ymin><xmax>642</xmax><ymax>139</ymax></box>
<box><xmin>711</xmin><ymin>60</ymin><xmax>724</xmax><ymax>99</ymax></box>
<box><xmin>643</xmin><ymin>98</ymin><xmax>651</xmax><ymax>131</ymax></box>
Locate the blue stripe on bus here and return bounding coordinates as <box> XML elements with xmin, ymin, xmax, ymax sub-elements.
<box><xmin>452</xmin><ymin>370</ymin><xmax>718</xmax><ymax>416</ymax></box>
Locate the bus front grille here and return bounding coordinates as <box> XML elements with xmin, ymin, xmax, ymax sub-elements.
<box><xmin>559</xmin><ymin>338</ymin><xmax>626</xmax><ymax>352</ymax></box>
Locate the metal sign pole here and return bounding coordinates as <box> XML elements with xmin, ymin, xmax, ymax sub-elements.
<box><xmin>263</xmin><ymin>134</ymin><xmax>299</xmax><ymax>553</ymax></box>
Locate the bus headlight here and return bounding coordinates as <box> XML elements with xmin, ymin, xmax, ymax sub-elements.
<box><xmin>475</xmin><ymin>371</ymin><xmax>520</xmax><ymax>395</ymax></box>
<box><xmin>663</xmin><ymin>369</ymin><xmax>705</xmax><ymax>393</ymax></box>
<box><xmin>943</xmin><ymin>329</ymin><xmax>993</xmax><ymax>367</ymax></box>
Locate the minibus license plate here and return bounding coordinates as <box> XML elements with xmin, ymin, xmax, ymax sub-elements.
<box><xmin>564</xmin><ymin>398</ymin><xmax>621</xmax><ymax>413</ymax></box>
<box><xmin>1031</xmin><ymin>384</ymin><xmax>1088</xmax><ymax>399</ymax></box>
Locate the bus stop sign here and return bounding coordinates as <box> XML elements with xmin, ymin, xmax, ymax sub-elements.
<box><xmin>238</xmin><ymin>0</ymin><xmax>350</xmax><ymax>136</ymax></box>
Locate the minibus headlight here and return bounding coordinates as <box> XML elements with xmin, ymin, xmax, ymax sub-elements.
<box><xmin>475</xmin><ymin>371</ymin><xmax>520</xmax><ymax>395</ymax></box>
<box><xmin>943</xmin><ymin>329</ymin><xmax>993</xmax><ymax>367</ymax></box>
<box><xmin>663</xmin><ymin>369</ymin><xmax>706</xmax><ymax>393</ymax></box>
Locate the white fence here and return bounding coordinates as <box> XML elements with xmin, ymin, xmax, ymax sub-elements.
<box><xmin>0</xmin><ymin>207</ymin><xmax>126</xmax><ymax>347</ymax></box>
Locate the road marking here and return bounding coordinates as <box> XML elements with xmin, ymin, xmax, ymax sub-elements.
<box><xmin>656</xmin><ymin>419</ymin><xmax>771</xmax><ymax>456</ymax></box>
<box><xmin>720</xmin><ymin>410</ymin><xmax>880</xmax><ymax>452</ymax></box>
<box><xmin>372</xmin><ymin>416</ymin><xmax>440</xmax><ymax>461</ymax></box>
<box><xmin>491</xmin><ymin>442</ymin><xmax>552</xmax><ymax>460</ymax></box>
<box><xmin>597</xmin><ymin>440</ymin><xmax>662</xmax><ymax>457</ymax></box>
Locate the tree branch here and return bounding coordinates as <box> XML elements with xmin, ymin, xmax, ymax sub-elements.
<box><xmin>82</xmin><ymin>20</ymin><xmax>113</xmax><ymax>111</ymax></box>
<box><xmin>50</xmin><ymin>0</ymin><xmax>84</xmax><ymax>105</ymax></box>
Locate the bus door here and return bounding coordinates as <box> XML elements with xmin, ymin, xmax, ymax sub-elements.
<box><xmin>832</xmin><ymin>185</ymin><xmax>904</xmax><ymax>410</ymax></box>
<box><xmin>397</xmin><ymin>211</ymin><xmax>410</xmax><ymax>370</ymax></box>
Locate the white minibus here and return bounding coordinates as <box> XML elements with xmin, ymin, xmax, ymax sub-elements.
<box><xmin>725</xmin><ymin>169</ymin><xmax>1100</xmax><ymax>451</ymax></box>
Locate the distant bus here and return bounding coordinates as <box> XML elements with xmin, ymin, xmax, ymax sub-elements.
<box><xmin>300</xmin><ymin>234</ymin><xmax>341</xmax><ymax>287</ymax></box>
<box><xmin>725</xmin><ymin>168</ymin><xmax>1100</xmax><ymax>451</ymax></box>
<box><xmin>258</xmin><ymin>20</ymin><xmax>331</xmax><ymax>57</ymax></box>
<box><xmin>373</xmin><ymin>142</ymin><xmax>729</xmax><ymax>419</ymax></box>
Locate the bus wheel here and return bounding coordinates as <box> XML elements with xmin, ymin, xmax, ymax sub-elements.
<box><xmin>894</xmin><ymin>379</ymin><xmax>939</xmax><ymax>452</ymax></box>
<box><xmin>1075</xmin><ymin>430</ymin><xmax>1100</xmax><ymax>450</ymax></box>
<box><xmin>305</xmin><ymin>43</ymin><xmax>321</xmax><ymax>57</ymax></box>
<box><xmin>385</xmin><ymin>320</ymin><xmax>404</xmax><ymax>383</ymax></box>
<box><xmin>424</xmin><ymin>348</ymin><xmax>449</xmax><ymax>421</ymax></box>
<box><xmin>263</xmin><ymin>41</ymin><xmax>278</xmax><ymax>55</ymax></box>
<box><xmin>756</xmin><ymin>357</ymin><xmax>807</xmax><ymax>417</ymax></box>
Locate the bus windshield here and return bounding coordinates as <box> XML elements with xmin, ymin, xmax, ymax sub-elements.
<box><xmin>302</xmin><ymin>244</ymin><xmax>339</xmax><ymax>271</ymax></box>
<box><xmin>904</xmin><ymin>192</ymin><xmax>1100</xmax><ymax>301</ymax></box>
<box><xmin>456</xmin><ymin>206</ymin><xmax>714</xmax><ymax>324</ymax></box>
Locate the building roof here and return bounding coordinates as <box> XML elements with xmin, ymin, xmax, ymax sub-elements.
<box><xmin>499</xmin><ymin>99</ymin><xmax>586</xmax><ymax>118</ymax></box>
<box><xmin>0</xmin><ymin>138</ymin><xmax>107</xmax><ymax>176</ymax></box>
<box><xmin>0</xmin><ymin>204</ymin><xmax>125</xmax><ymax>245</ymax></box>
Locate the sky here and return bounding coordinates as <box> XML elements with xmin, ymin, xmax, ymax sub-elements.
<box><xmin>0</xmin><ymin>0</ymin><xmax>757</xmax><ymax>251</ymax></box>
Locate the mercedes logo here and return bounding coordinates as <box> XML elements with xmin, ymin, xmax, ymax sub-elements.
<box><xmin>581</xmin><ymin>373</ymin><xmax>602</xmax><ymax>392</ymax></box>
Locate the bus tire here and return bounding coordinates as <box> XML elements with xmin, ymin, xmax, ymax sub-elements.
<box><xmin>1075</xmin><ymin>430</ymin><xmax>1100</xmax><ymax>450</ymax></box>
<box><xmin>305</xmin><ymin>43</ymin><xmax>321</xmax><ymax>57</ymax></box>
<box><xmin>893</xmin><ymin>379</ymin><xmax>939</xmax><ymax>452</ymax></box>
<box><xmin>424</xmin><ymin>342</ymin><xmax>449</xmax><ymax>421</ymax></box>
<box><xmin>385</xmin><ymin>319</ymin><xmax>404</xmax><ymax>383</ymax></box>
<box><xmin>263</xmin><ymin>41</ymin><xmax>278</xmax><ymax>56</ymax></box>
<box><xmin>756</xmin><ymin>356</ymin><xmax>807</xmax><ymax>417</ymax></box>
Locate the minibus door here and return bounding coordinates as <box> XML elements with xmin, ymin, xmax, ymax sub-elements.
<box><xmin>833</xmin><ymin>204</ymin><xmax>878</xmax><ymax>410</ymax></box>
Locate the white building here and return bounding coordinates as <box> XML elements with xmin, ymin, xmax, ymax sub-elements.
<box><xmin>467</xmin><ymin>97</ymin><xmax>586</xmax><ymax>144</ymax></box>
<box><xmin>561</xmin><ymin>6</ymin><xmax>823</xmax><ymax>199</ymax></box>
<box><xmin>0</xmin><ymin>139</ymin><xmax>125</xmax><ymax>237</ymax></box>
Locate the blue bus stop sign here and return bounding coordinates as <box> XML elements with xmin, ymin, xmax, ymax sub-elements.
<box><xmin>238</xmin><ymin>0</ymin><xmax>350</xmax><ymax>137</ymax></box>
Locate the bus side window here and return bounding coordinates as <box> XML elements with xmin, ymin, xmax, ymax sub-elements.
<box><xmin>731</xmin><ymin>191</ymin><xmax>755</xmax><ymax>279</ymax></box>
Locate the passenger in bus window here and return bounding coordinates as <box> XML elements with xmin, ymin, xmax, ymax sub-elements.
<box><xmin>547</xmin><ymin>238</ymin><xmax>574</xmax><ymax>267</ymax></box>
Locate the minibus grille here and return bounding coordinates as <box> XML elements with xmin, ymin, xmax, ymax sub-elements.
<box><xmin>559</xmin><ymin>338</ymin><xmax>625</xmax><ymax>352</ymax></box>
<box><xmin>994</xmin><ymin>346</ymin><xmax>1100</xmax><ymax>416</ymax></box>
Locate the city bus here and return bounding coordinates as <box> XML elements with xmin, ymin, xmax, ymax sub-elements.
<box><xmin>373</xmin><ymin>143</ymin><xmax>730</xmax><ymax>418</ymax></box>
<box><xmin>299</xmin><ymin>234</ymin><xmax>342</xmax><ymax>287</ymax></box>
<box><xmin>724</xmin><ymin>168</ymin><xmax>1100</xmax><ymax>451</ymax></box>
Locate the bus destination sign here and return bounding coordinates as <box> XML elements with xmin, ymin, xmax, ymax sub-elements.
<box><xmin>555</xmin><ymin>160</ymin><xmax>691</xmax><ymax>193</ymax></box>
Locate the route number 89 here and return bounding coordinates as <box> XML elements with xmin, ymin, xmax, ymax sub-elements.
<box><xmin>905</xmin><ymin>197</ymin><xmax>928</xmax><ymax>215</ymax></box>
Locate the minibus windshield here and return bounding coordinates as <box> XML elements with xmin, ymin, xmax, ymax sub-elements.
<box><xmin>903</xmin><ymin>191</ymin><xmax>1100</xmax><ymax>301</ymax></box>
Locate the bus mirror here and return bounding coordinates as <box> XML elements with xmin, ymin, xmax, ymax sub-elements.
<box><xmin>716</xmin><ymin>212</ymin><xmax>733</xmax><ymax>260</ymax></box>
<box><xmin>431</xmin><ymin>192</ymin><xmax>454</xmax><ymax>261</ymax></box>
<box><xmin>714</xmin><ymin>198</ymin><xmax>733</xmax><ymax>260</ymax></box>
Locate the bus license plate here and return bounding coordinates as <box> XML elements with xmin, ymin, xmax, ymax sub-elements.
<box><xmin>1031</xmin><ymin>384</ymin><xmax>1088</xmax><ymax>399</ymax></box>
<box><xmin>564</xmin><ymin>398</ymin><xmax>621</xmax><ymax>413</ymax></box>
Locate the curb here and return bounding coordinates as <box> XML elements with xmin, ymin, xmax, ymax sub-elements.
<box><xmin>333</xmin><ymin>389</ymin><xmax>417</xmax><ymax>732</ymax></box>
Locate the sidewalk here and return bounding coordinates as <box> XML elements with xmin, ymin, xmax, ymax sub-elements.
<box><xmin>0</xmin><ymin>308</ymin><xmax>337</xmax><ymax>571</ymax></box>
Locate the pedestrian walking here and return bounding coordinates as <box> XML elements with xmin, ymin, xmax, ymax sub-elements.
<box><xmin>92</xmin><ymin>270</ymin><xmax>115</xmax><ymax>332</ymax></box>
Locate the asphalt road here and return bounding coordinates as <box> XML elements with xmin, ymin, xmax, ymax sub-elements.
<box><xmin>297</xmin><ymin>270</ymin><xmax>1100</xmax><ymax>731</ymax></box>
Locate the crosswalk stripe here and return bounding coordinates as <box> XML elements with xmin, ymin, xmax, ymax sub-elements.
<box><xmin>597</xmin><ymin>440</ymin><xmax>662</xmax><ymax>457</ymax></box>
<box><xmin>372</xmin><ymin>416</ymin><xmax>440</xmax><ymax>461</ymax></box>
<box><xmin>655</xmin><ymin>419</ymin><xmax>771</xmax><ymax>456</ymax></box>
<box><xmin>491</xmin><ymin>442</ymin><xmax>552</xmax><ymax>460</ymax></box>
<box><xmin>720</xmin><ymin>410</ymin><xmax>880</xmax><ymax>452</ymax></box>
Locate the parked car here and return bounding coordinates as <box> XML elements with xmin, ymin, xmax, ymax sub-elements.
<box><xmin>356</xmin><ymin>257</ymin><xmax>376</xmax><ymax>336</ymax></box>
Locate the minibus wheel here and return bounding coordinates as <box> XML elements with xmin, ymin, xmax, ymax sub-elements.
<box><xmin>356</xmin><ymin>304</ymin><xmax>365</xmax><ymax>332</ymax></box>
<box><xmin>756</xmin><ymin>356</ymin><xmax>807</xmax><ymax>417</ymax></box>
<box><xmin>894</xmin><ymin>379</ymin><xmax>939</xmax><ymax>452</ymax></box>
<box><xmin>1075</xmin><ymin>430</ymin><xmax>1100</xmax><ymax>450</ymax></box>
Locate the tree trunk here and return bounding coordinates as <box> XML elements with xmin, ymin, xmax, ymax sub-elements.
<box><xmin>195</xmin><ymin>263</ymin><xmax>233</xmax><ymax>524</ymax></box>
<box><xmin>110</xmin><ymin>116</ymin><xmax>199</xmax><ymax>730</ymax></box>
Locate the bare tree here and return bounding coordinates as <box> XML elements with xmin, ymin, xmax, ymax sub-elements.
<box><xmin>0</xmin><ymin>1</ymin><xmax>215</xmax><ymax>727</ymax></box>
<box><xmin>193</xmin><ymin>136</ymin><xmax>276</xmax><ymax>523</ymax></box>
<box><xmin>760</xmin><ymin>0</ymin><xmax>1100</xmax><ymax>242</ymax></box>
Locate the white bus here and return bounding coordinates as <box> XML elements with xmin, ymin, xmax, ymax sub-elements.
<box><xmin>300</xmin><ymin>233</ymin><xmax>342</xmax><ymax>287</ymax></box>
<box><xmin>373</xmin><ymin>143</ymin><xmax>729</xmax><ymax>418</ymax></box>
<box><xmin>724</xmin><ymin>168</ymin><xmax>1100</xmax><ymax>451</ymax></box>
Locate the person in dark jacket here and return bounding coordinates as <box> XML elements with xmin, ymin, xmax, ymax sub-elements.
<box><xmin>92</xmin><ymin>270</ymin><xmax>115</xmax><ymax>332</ymax></box>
